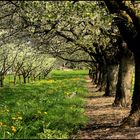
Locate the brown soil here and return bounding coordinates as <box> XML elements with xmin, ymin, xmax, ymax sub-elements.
<box><xmin>72</xmin><ymin>76</ymin><xmax>140</xmax><ymax>139</ymax></box>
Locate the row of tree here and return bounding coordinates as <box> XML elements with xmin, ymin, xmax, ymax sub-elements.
<box><xmin>100</xmin><ymin>1</ymin><xmax>140</xmax><ymax>127</ymax></box>
<box><xmin>0</xmin><ymin>1</ymin><xmax>140</xmax><ymax>127</ymax></box>
<box><xmin>0</xmin><ymin>40</ymin><xmax>55</xmax><ymax>86</ymax></box>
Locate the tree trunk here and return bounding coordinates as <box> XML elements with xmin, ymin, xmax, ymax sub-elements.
<box><xmin>14</xmin><ymin>74</ymin><xmax>17</xmax><ymax>85</ymax></box>
<box><xmin>31</xmin><ymin>73</ymin><xmax>36</xmax><ymax>81</ymax></box>
<box><xmin>103</xmin><ymin>64</ymin><xmax>118</xmax><ymax>96</ymax></box>
<box><xmin>94</xmin><ymin>68</ymin><xmax>99</xmax><ymax>85</ymax></box>
<box><xmin>121</xmin><ymin>53</ymin><xmax>140</xmax><ymax>127</ymax></box>
<box><xmin>0</xmin><ymin>75</ymin><xmax>4</xmax><ymax>87</ymax></box>
<box><xmin>28</xmin><ymin>76</ymin><xmax>30</xmax><ymax>83</ymax></box>
<box><xmin>113</xmin><ymin>55</ymin><xmax>134</xmax><ymax>107</ymax></box>
<box><xmin>18</xmin><ymin>75</ymin><xmax>21</xmax><ymax>84</ymax></box>
<box><xmin>89</xmin><ymin>69</ymin><xmax>92</xmax><ymax>79</ymax></box>
<box><xmin>94</xmin><ymin>70</ymin><xmax>98</xmax><ymax>84</ymax></box>
<box><xmin>91</xmin><ymin>71</ymin><xmax>96</xmax><ymax>84</ymax></box>
<box><xmin>104</xmin><ymin>0</ymin><xmax>140</xmax><ymax>127</ymax></box>
<box><xmin>99</xmin><ymin>64</ymin><xmax>107</xmax><ymax>91</ymax></box>
<box><xmin>38</xmin><ymin>75</ymin><xmax>41</xmax><ymax>80</ymax></box>
<box><xmin>96</xmin><ymin>67</ymin><xmax>102</xmax><ymax>89</ymax></box>
<box><xmin>23</xmin><ymin>76</ymin><xmax>26</xmax><ymax>84</ymax></box>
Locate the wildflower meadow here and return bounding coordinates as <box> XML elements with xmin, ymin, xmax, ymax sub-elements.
<box><xmin>0</xmin><ymin>70</ymin><xmax>88</xmax><ymax>139</ymax></box>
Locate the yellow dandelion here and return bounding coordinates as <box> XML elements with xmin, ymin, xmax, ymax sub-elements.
<box><xmin>11</xmin><ymin>117</ymin><xmax>16</xmax><ymax>120</ymax></box>
<box><xmin>44</xmin><ymin>112</ymin><xmax>47</xmax><ymax>115</ymax></box>
<box><xmin>47</xmin><ymin>80</ymin><xmax>54</xmax><ymax>83</ymax></box>
<box><xmin>11</xmin><ymin>126</ymin><xmax>17</xmax><ymax>133</ymax></box>
<box><xmin>6</xmin><ymin>109</ymin><xmax>9</xmax><ymax>112</ymax></box>
<box><xmin>65</xmin><ymin>92</ymin><xmax>70</xmax><ymax>96</ymax></box>
<box><xmin>17</xmin><ymin>116</ymin><xmax>22</xmax><ymax>120</ymax></box>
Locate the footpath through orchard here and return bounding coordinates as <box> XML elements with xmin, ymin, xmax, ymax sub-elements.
<box><xmin>73</xmin><ymin>76</ymin><xmax>140</xmax><ymax>139</ymax></box>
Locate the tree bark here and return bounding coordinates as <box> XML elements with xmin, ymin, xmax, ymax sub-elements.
<box><xmin>89</xmin><ymin>69</ymin><xmax>92</xmax><ymax>79</ymax></box>
<box><xmin>14</xmin><ymin>74</ymin><xmax>17</xmax><ymax>85</ymax></box>
<box><xmin>99</xmin><ymin>64</ymin><xmax>107</xmax><ymax>91</ymax></box>
<box><xmin>38</xmin><ymin>75</ymin><xmax>41</xmax><ymax>80</ymax></box>
<box><xmin>89</xmin><ymin>68</ymin><xmax>95</xmax><ymax>84</ymax></box>
<box><xmin>121</xmin><ymin>53</ymin><xmax>140</xmax><ymax>127</ymax></box>
<box><xmin>96</xmin><ymin>66</ymin><xmax>102</xmax><ymax>89</ymax></box>
<box><xmin>103</xmin><ymin>64</ymin><xmax>118</xmax><ymax>96</ymax></box>
<box><xmin>18</xmin><ymin>75</ymin><xmax>21</xmax><ymax>84</ymax></box>
<box><xmin>94</xmin><ymin>69</ymin><xmax>99</xmax><ymax>85</ymax></box>
<box><xmin>0</xmin><ymin>75</ymin><xmax>4</xmax><ymax>87</ymax></box>
<box><xmin>23</xmin><ymin>76</ymin><xmax>26</xmax><ymax>84</ymax></box>
<box><xmin>113</xmin><ymin>54</ymin><xmax>134</xmax><ymax>107</ymax></box>
<box><xmin>104</xmin><ymin>0</ymin><xmax>140</xmax><ymax>127</ymax></box>
<box><xmin>27</xmin><ymin>76</ymin><xmax>30</xmax><ymax>83</ymax></box>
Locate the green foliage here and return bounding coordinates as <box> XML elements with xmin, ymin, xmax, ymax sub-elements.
<box><xmin>0</xmin><ymin>70</ymin><xmax>88</xmax><ymax>139</ymax></box>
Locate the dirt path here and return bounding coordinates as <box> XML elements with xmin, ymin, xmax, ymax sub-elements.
<box><xmin>73</xmin><ymin>76</ymin><xmax>140</xmax><ymax>139</ymax></box>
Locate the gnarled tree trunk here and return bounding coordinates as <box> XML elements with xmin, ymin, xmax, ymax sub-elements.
<box><xmin>113</xmin><ymin>54</ymin><xmax>134</xmax><ymax>107</ymax></box>
<box><xmin>121</xmin><ymin>53</ymin><xmax>140</xmax><ymax>127</ymax></box>
<box><xmin>104</xmin><ymin>0</ymin><xmax>140</xmax><ymax>127</ymax></box>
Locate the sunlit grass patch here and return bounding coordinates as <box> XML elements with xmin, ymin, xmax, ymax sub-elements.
<box><xmin>0</xmin><ymin>70</ymin><xmax>88</xmax><ymax>139</ymax></box>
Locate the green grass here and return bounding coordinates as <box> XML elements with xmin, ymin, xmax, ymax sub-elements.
<box><xmin>0</xmin><ymin>70</ymin><xmax>88</xmax><ymax>139</ymax></box>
